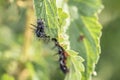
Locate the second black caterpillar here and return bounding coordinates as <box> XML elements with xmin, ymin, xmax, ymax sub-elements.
<box><xmin>52</xmin><ymin>38</ymin><xmax>69</xmax><ymax>73</ymax></box>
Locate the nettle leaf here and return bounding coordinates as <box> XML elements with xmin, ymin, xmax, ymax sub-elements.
<box><xmin>33</xmin><ymin>0</ymin><xmax>84</xmax><ymax>80</ymax></box>
<box><xmin>33</xmin><ymin>0</ymin><xmax>103</xmax><ymax>80</ymax></box>
<box><xmin>65</xmin><ymin>50</ymin><xmax>84</xmax><ymax>80</ymax></box>
<box><xmin>67</xmin><ymin>0</ymin><xmax>103</xmax><ymax>80</ymax></box>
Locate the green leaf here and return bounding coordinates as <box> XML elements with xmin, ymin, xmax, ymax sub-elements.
<box><xmin>67</xmin><ymin>0</ymin><xmax>103</xmax><ymax>80</ymax></box>
<box><xmin>33</xmin><ymin>0</ymin><xmax>103</xmax><ymax>80</ymax></box>
<box><xmin>65</xmin><ymin>50</ymin><xmax>84</xmax><ymax>80</ymax></box>
<box><xmin>33</xmin><ymin>0</ymin><xmax>85</xmax><ymax>80</ymax></box>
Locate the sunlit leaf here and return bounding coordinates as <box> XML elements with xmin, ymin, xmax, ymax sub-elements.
<box><xmin>33</xmin><ymin>0</ymin><xmax>85</xmax><ymax>80</ymax></box>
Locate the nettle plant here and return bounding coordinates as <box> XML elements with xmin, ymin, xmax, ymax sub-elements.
<box><xmin>33</xmin><ymin>0</ymin><xmax>103</xmax><ymax>80</ymax></box>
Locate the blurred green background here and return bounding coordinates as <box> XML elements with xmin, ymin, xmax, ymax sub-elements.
<box><xmin>0</xmin><ymin>0</ymin><xmax>120</xmax><ymax>80</ymax></box>
<box><xmin>93</xmin><ymin>0</ymin><xmax>120</xmax><ymax>80</ymax></box>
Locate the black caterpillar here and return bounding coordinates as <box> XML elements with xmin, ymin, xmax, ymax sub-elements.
<box><xmin>31</xmin><ymin>19</ymin><xmax>50</xmax><ymax>40</ymax></box>
<box><xmin>52</xmin><ymin>38</ymin><xmax>69</xmax><ymax>73</ymax></box>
